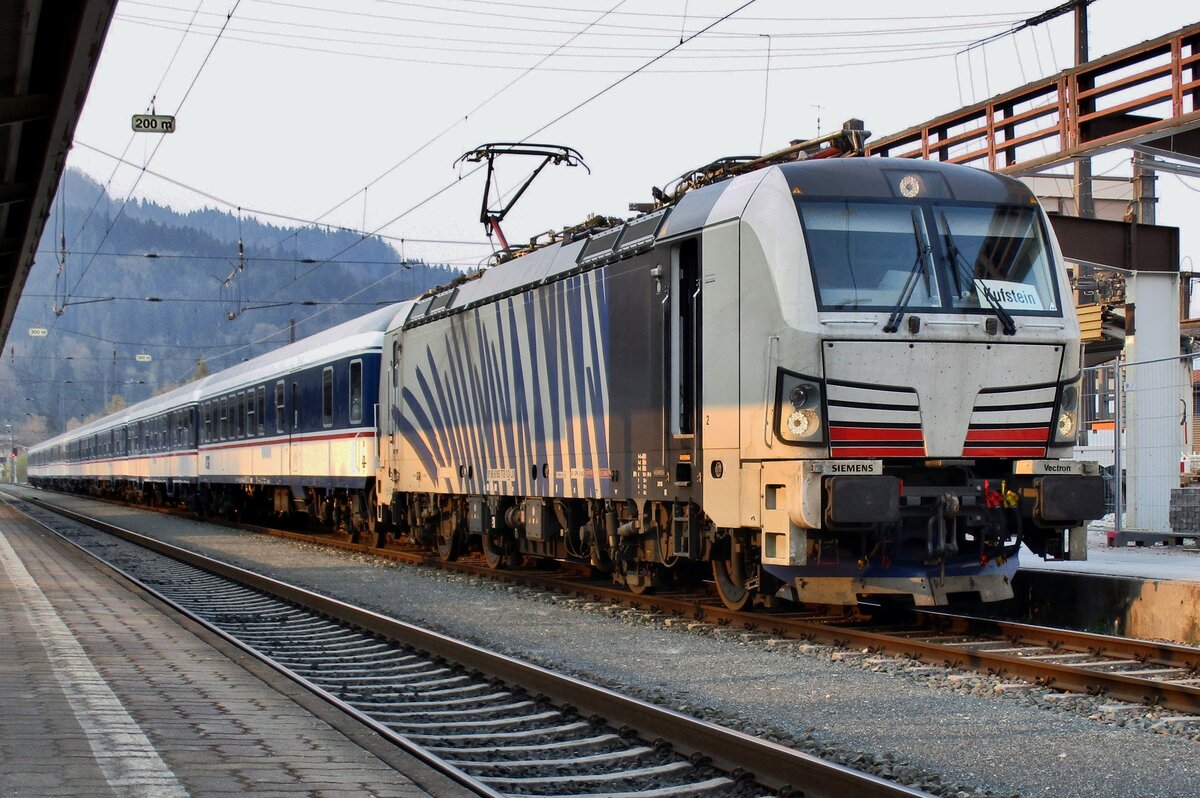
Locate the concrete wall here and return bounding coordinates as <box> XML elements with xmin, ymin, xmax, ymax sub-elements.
<box><xmin>1011</xmin><ymin>570</ymin><xmax>1200</xmax><ymax>645</ymax></box>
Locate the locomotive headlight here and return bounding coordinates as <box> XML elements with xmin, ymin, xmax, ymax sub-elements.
<box><xmin>1052</xmin><ymin>383</ymin><xmax>1080</xmax><ymax>443</ymax></box>
<box><xmin>787</xmin><ymin>409</ymin><xmax>819</xmax><ymax>438</ymax></box>
<box><xmin>777</xmin><ymin>373</ymin><xmax>824</xmax><ymax>444</ymax></box>
<box><xmin>1057</xmin><ymin>410</ymin><xmax>1077</xmax><ymax>439</ymax></box>
<box><xmin>1060</xmin><ymin>385</ymin><xmax>1078</xmax><ymax>412</ymax></box>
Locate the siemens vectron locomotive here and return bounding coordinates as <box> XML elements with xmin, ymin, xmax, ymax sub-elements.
<box><xmin>29</xmin><ymin>129</ymin><xmax>1105</xmax><ymax>607</ymax></box>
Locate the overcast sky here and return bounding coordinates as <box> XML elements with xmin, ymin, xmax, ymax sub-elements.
<box><xmin>64</xmin><ymin>1</ymin><xmax>1200</xmax><ymax>277</ymax></box>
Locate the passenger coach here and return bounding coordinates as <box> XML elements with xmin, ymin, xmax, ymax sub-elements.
<box><xmin>30</xmin><ymin>303</ymin><xmax>404</xmax><ymax>532</ymax></box>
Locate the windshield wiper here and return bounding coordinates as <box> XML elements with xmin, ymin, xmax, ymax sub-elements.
<box><xmin>939</xmin><ymin>212</ymin><xmax>1016</xmax><ymax>335</ymax></box>
<box><xmin>883</xmin><ymin>209</ymin><xmax>934</xmax><ymax>333</ymax></box>
<box><xmin>974</xmin><ymin>280</ymin><xmax>1017</xmax><ymax>334</ymax></box>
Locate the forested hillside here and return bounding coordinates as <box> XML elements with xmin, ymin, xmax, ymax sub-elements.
<box><xmin>2</xmin><ymin>169</ymin><xmax>462</xmax><ymax>442</ymax></box>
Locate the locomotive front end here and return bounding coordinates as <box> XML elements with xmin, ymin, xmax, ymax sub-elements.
<box><xmin>733</xmin><ymin>158</ymin><xmax>1105</xmax><ymax>606</ymax></box>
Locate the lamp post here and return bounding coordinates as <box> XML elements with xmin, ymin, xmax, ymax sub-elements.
<box><xmin>6</xmin><ymin>423</ymin><xmax>13</xmax><ymax>484</ymax></box>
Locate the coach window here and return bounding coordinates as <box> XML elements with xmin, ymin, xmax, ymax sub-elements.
<box><xmin>256</xmin><ymin>386</ymin><xmax>266</xmax><ymax>436</ymax></box>
<box><xmin>292</xmin><ymin>382</ymin><xmax>300</xmax><ymax>430</ymax></box>
<box><xmin>276</xmin><ymin>381</ymin><xmax>285</xmax><ymax>434</ymax></box>
<box><xmin>242</xmin><ymin>391</ymin><xmax>252</xmax><ymax>437</ymax></box>
<box><xmin>349</xmin><ymin>359</ymin><xmax>363</xmax><ymax>425</ymax></box>
<box><xmin>322</xmin><ymin>366</ymin><xmax>334</xmax><ymax>428</ymax></box>
<box><xmin>220</xmin><ymin>397</ymin><xmax>228</xmax><ymax>440</ymax></box>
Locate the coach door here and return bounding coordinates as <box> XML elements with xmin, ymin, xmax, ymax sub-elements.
<box><xmin>290</xmin><ymin>377</ymin><xmax>302</xmax><ymax>476</ymax></box>
<box><xmin>388</xmin><ymin>337</ymin><xmax>402</xmax><ymax>467</ymax></box>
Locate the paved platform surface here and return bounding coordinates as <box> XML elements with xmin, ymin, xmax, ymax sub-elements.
<box><xmin>0</xmin><ymin>499</ymin><xmax>465</xmax><ymax>798</ymax></box>
<box><xmin>1019</xmin><ymin>531</ymin><xmax>1200</xmax><ymax>582</ymax></box>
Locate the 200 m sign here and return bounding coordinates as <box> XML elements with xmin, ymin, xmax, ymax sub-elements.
<box><xmin>131</xmin><ymin>114</ymin><xmax>176</xmax><ymax>133</ymax></box>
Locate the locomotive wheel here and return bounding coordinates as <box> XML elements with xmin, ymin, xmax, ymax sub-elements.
<box><xmin>618</xmin><ymin>559</ymin><xmax>656</xmax><ymax>595</ymax></box>
<box><xmin>712</xmin><ymin>539</ymin><xmax>756</xmax><ymax>611</ymax></box>
<box><xmin>435</xmin><ymin>519</ymin><xmax>463</xmax><ymax>562</ymax></box>
<box><xmin>481</xmin><ymin>530</ymin><xmax>516</xmax><ymax>569</ymax></box>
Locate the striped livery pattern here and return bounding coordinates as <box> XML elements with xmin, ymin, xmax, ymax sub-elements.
<box><xmin>399</xmin><ymin>271</ymin><xmax>612</xmax><ymax>499</ymax></box>
<box><xmin>964</xmin><ymin>383</ymin><xmax>1055</xmax><ymax>457</ymax></box>
<box><xmin>826</xmin><ymin>380</ymin><xmax>926</xmax><ymax>458</ymax></box>
<box><xmin>826</xmin><ymin>379</ymin><xmax>1054</xmax><ymax>458</ymax></box>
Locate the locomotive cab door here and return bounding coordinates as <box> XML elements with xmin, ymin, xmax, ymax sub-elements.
<box><xmin>670</xmin><ymin>239</ymin><xmax>701</xmax><ymax>483</ymax></box>
<box><xmin>665</xmin><ymin>239</ymin><xmax>702</xmax><ymax>559</ymax></box>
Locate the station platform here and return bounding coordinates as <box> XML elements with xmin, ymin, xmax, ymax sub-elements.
<box><xmin>1019</xmin><ymin>533</ymin><xmax>1200</xmax><ymax>582</ymax></box>
<box><xmin>1012</xmin><ymin>532</ymin><xmax>1200</xmax><ymax>645</ymax></box>
<box><xmin>0</xmin><ymin>500</ymin><xmax>468</xmax><ymax>798</ymax></box>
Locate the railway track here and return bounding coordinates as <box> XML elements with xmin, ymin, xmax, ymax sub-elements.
<box><xmin>17</xmin><ymin>486</ymin><xmax>1200</xmax><ymax>715</ymax></box>
<box><xmin>4</xmin><ymin>491</ymin><xmax>919</xmax><ymax>798</ymax></box>
<box><xmin>478</xmin><ymin>567</ymin><xmax>1200</xmax><ymax>716</ymax></box>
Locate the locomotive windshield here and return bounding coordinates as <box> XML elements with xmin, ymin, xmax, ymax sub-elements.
<box><xmin>799</xmin><ymin>199</ymin><xmax>1060</xmax><ymax>315</ymax></box>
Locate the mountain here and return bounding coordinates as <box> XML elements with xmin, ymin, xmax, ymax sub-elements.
<box><xmin>2</xmin><ymin>168</ymin><xmax>462</xmax><ymax>441</ymax></box>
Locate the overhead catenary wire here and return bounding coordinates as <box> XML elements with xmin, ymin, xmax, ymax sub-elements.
<box><xmin>36</xmin><ymin>249</ymin><xmax>483</xmax><ymax>262</ymax></box>
<box><xmin>118</xmin><ymin>2</ymin><xmax>1014</xmax><ymax>53</ymax></box>
<box><xmin>231</xmin><ymin>0</ymin><xmax>628</xmax><ymax>295</ymax></box>
<box><xmin>388</xmin><ymin>0</ymin><xmax>1031</xmax><ymax>24</ymax></box>
<box><xmin>115</xmin><ymin>16</ymin><xmax>981</xmax><ymax>73</ymax></box>
<box><xmin>16</xmin><ymin>1</ymin><xmax>250</xmax><ymax>423</ymax></box>
<box><xmin>129</xmin><ymin>0</ymin><xmax>1029</xmax><ymax>25</ymax></box>
<box><xmin>57</xmin><ymin>1</ymin><xmax>245</xmax><ymax>317</ymax></box>
<box><xmin>274</xmin><ymin>0</ymin><xmax>764</xmax><ymax>294</ymax></box>
<box><xmin>159</xmin><ymin>0</ymin><xmax>763</xmax><ymax>380</ymax></box>
<box><xmin>248</xmin><ymin>0</ymin><xmax>1027</xmax><ymax>38</ymax></box>
<box><xmin>221</xmin><ymin>0</ymin><xmax>631</xmax><ymax>325</ymax></box>
<box><xmin>72</xmin><ymin>141</ymin><xmax>493</xmax><ymax>250</ymax></box>
<box><xmin>66</xmin><ymin>0</ymin><xmax>206</xmax><ymax>255</ymax></box>
<box><xmin>115</xmin><ymin>10</ymin><xmax>1013</xmax><ymax>53</ymax></box>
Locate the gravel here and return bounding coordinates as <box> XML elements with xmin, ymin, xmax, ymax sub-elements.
<box><xmin>22</xmin><ymin>489</ymin><xmax>1200</xmax><ymax>798</ymax></box>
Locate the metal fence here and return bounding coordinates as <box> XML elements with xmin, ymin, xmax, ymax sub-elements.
<box><xmin>1077</xmin><ymin>353</ymin><xmax>1194</xmax><ymax>536</ymax></box>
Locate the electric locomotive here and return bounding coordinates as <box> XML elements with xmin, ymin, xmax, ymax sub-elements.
<box><xmin>379</xmin><ymin>129</ymin><xmax>1105</xmax><ymax>607</ymax></box>
<box><xmin>28</xmin><ymin>126</ymin><xmax>1105</xmax><ymax>608</ymax></box>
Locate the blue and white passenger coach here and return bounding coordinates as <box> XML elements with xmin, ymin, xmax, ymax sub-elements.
<box><xmin>30</xmin><ymin>304</ymin><xmax>402</xmax><ymax>530</ymax></box>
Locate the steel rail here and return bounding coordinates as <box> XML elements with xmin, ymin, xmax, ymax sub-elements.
<box><xmin>20</xmin><ymin>486</ymin><xmax>1200</xmax><ymax>713</ymax></box>
<box><xmin>9</xmin><ymin>490</ymin><xmax>922</xmax><ymax>798</ymax></box>
<box><xmin>4</xmin><ymin>497</ymin><xmax>505</xmax><ymax>798</ymax></box>
<box><xmin>470</xmin><ymin>571</ymin><xmax>1200</xmax><ymax>714</ymax></box>
<box><xmin>913</xmin><ymin>610</ymin><xmax>1200</xmax><ymax>670</ymax></box>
